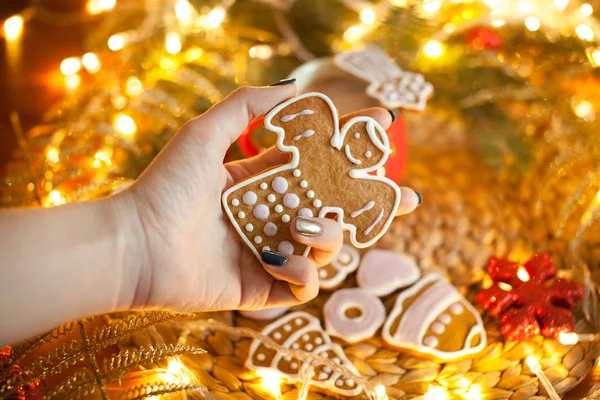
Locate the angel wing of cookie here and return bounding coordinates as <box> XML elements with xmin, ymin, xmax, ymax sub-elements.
<box><xmin>334</xmin><ymin>45</ymin><xmax>403</xmax><ymax>83</ymax></box>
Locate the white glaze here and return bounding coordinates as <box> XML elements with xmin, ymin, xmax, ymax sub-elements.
<box><xmin>298</xmin><ymin>208</ymin><xmax>313</xmax><ymax>218</ymax></box>
<box><xmin>272</xmin><ymin>177</ymin><xmax>288</xmax><ymax>194</ymax></box>
<box><xmin>293</xmin><ymin>129</ymin><xmax>315</xmax><ymax>141</ymax></box>
<box><xmin>300</xmin><ymin>180</ymin><xmax>308</xmax><ymax>188</ymax></box>
<box><xmin>356</xmin><ymin>249</ymin><xmax>421</xmax><ymax>296</ymax></box>
<box><xmin>254</xmin><ymin>236</ymin><xmax>263</xmax><ymax>244</ymax></box>
<box><xmin>275</xmin><ymin>205</ymin><xmax>283</xmax><ymax>213</ymax></box>
<box><xmin>320</xmin><ymin>244</ymin><xmax>361</xmax><ymax>290</ymax></box>
<box><xmin>278</xmin><ymin>241</ymin><xmax>294</xmax><ymax>255</ymax></box>
<box><xmin>253</xmin><ymin>204</ymin><xmax>270</xmax><ymax>220</ymax></box>
<box><xmin>267</xmin><ymin>194</ymin><xmax>276</xmax><ymax>203</ymax></box>
<box><xmin>280</xmin><ymin>109</ymin><xmax>314</xmax><ymax>122</ymax></box>
<box><xmin>344</xmin><ymin>144</ymin><xmax>362</xmax><ymax>165</ymax></box>
<box><xmin>238</xmin><ymin>211</ymin><xmax>246</xmax><ymax>219</ymax></box>
<box><xmin>245</xmin><ymin>224</ymin><xmax>254</xmax><ymax>232</ymax></box>
<box><xmin>364</xmin><ymin>209</ymin><xmax>384</xmax><ymax>235</ymax></box>
<box><xmin>232</xmin><ymin>199</ymin><xmax>240</xmax><ymax>206</ymax></box>
<box><xmin>264</xmin><ymin>222</ymin><xmax>278</xmax><ymax>237</ymax></box>
<box><xmin>282</xmin><ymin>214</ymin><xmax>290</xmax><ymax>223</ymax></box>
<box><xmin>350</xmin><ymin>200</ymin><xmax>375</xmax><ymax>218</ymax></box>
<box><xmin>242</xmin><ymin>191</ymin><xmax>257</xmax><ymax>206</ymax></box>
<box><xmin>259</xmin><ymin>182</ymin><xmax>268</xmax><ymax>190</ymax></box>
<box><xmin>313</xmin><ymin>199</ymin><xmax>322</xmax><ymax>208</ymax></box>
<box><xmin>283</xmin><ymin>193</ymin><xmax>300</xmax><ymax>208</ymax></box>
<box><xmin>307</xmin><ymin>190</ymin><xmax>315</xmax><ymax>199</ymax></box>
<box><xmin>365</xmin><ymin>151</ymin><xmax>372</xmax><ymax>158</ymax></box>
<box><xmin>293</xmin><ymin>169</ymin><xmax>301</xmax><ymax>177</ymax></box>
<box><xmin>354</xmin><ymin>132</ymin><xmax>360</xmax><ymax>139</ymax></box>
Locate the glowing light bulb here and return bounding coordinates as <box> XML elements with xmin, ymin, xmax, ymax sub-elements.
<box><xmin>175</xmin><ymin>0</ymin><xmax>193</xmax><ymax>21</ymax></box>
<box><xmin>113</xmin><ymin>113</ymin><xmax>137</xmax><ymax>136</ymax></box>
<box><xmin>554</xmin><ymin>0</ymin><xmax>569</xmax><ymax>10</ymax></box>
<box><xmin>160</xmin><ymin>57</ymin><xmax>175</xmax><ymax>70</ymax></box>
<box><xmin>4</xmin><ymin>15</ymin><xmax>23</xmax><ymax>41</ymax></box>
<box><xmin>45</xmin><ymin>190</ymin><xmax>65</xmax><ymax>207</ymax></box>
<box><xmin>580</xmin><ymin>3</ymin><xmax>593</xmax><ymax>16</ymax></box>
<box><xmin>464</xmin><ymin>384</ymin><xmax>482</xmax><ymax>400</ymax></box>
<box><xmin>586</xmin><ymin>47</ymin><xmax>600</xmax><ymax>67</ymax></box>
<box><xmin>184</xmin><ymin>47</ymin><xmax>203</xmax><ymax>62</ymax></box>
<box><xmin>167</xmin><ymin>359</ymin><xmax>194</xmax><ymax>384</ymax></box>
<box><xmin>492</xmin><ymin>18</ymin><xmax>505</xmax><ymax>27</ymax></box>
<box><xmin>65</xmin><ymin>74</ymin><xmax>81</xmax><ymax>91</ymax></box>
<box><xmin>87</xmin><ymin>0</ymin><xmax>103</xmax><ymax>15</ymax></box>
<box><xmin>108</xmin><ymin>34</ymin><xmax>125</xmax><ymax>51</ymax></box>
<box><xmin>573</xmin><ymin>99</ymin><xmax>595</xmax><ymax>119</ymax></box>
<box><xmin>423</xmin><ymin>40</ymin><xmax>445</xmax><ymax>58</ymax></box>
<box><xmin>93</xmin><ymin>150</ymin><xmax>112</xmax><ymax>168</ymax></box>
<box><xmin>343</xmin><ymin>25</ymin><xmax>365</xmax><ymax>43</ymax></box>
<box><xmin>525</xmin><ymin>16</ymin><xmax>540</xmax><ymax>31</ymax></box>
<box><xmin>165</xmin><ymin>32</ymin><xmax>182</xmax><ymax>54</ymax></box>
<box><xmin>125</xmin><ymin>76</ymin><xmax>142</xmax><ymax>96</ymax></box>
<box><xmin>422</xmin><ymin>0</ymin><xmax>442</xmax><ymax>13</ymax></box>
<box><xmin>100</xmin><ymin>0</ymin><xmax>116</xmax><ymax>10</ymax></box>
<box><xmin>360</xmin><ymin>8</ymin><xmax>376</xmax><ymax>25</ymax></box>
<box><xmin>517</xmin><ymin>267</ymin><xmax>530</xmax><ymax>282</ymax></box>
<box><xmin>206</xmin><ymin>7</ymin><xmax>225</xmax><ymax>29</ymax></box>
<box><xmin>391</xmin><ymin>0</ymin><xmax>407</xmax><ymax>6</ymax></box>
<box><xmin>498</xmin><ymin>282</ymin><xmax>513</xmax><ymax>291</ymax></box>
<box><xmin>46</xmin><ymin>147</ymin><xmax>60</xmax><ymax>164</ymax></box>
<box><xmin>374</xmin><ymin>384</ymin><xmax>388</xmax><ymax>400</ymax></box>
<box><xmin>82</xmin><ymin>53</ymin><xmax>101</xmax><ymax>73</ymax></box>
<box><xmin>257</xmin><ymin>370</ymin><xmax>282</xmax><ymax>398</ymax></box>
<box><xmin>484</xmin><ymin>0</ymin><xmax>501</xmax><ymax>7</ymax></box>
<box><xmin>576</xmin><ymin>24</ymin><xmax>594</xmax><ymax>41</ymax></box>
<box><xmin>525</xmin><ymin>356</ymin><xmax>541</xmax><ymax>372</ymax></box>
<box><xmin>595</xmin><ymin>189</ymin><xmax>600</xmax><ymax>204</ymax></box>
<box><xmin>60</xmin><ymin>57</ymin><xmax>82</xmax><ymax>75</ymax></box>
<box><xmin>249</xmin><ymin>45</ymin><xmax>273</xmax><ymax>59</ymax></box>
<box><xmin>424</xmin><ymin>385</ymin><xmax>448</xmax><ymax>400</ymax></box>
<box><xmin>517</xmin><ymin>0</ymin><xmax>534</xmax><ymax>14</ymax></box>
<box><xmin>559</xmin><ymin>332</ymin><xmax>578</xmax><ymax>345</ymax></box>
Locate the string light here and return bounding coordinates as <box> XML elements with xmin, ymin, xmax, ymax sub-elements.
<box><xmin>498</xmin><ymin>282</ymin><xmax>513</xmax><ymax>291</ymax></box>
<box><xmin>573</xmin><ymin>99</ymin><xmax>595</xmax><ymax>120</ymax></box>
<box><xmin>175</xmin><ymin>0</ymin><xmax>193</xmax><ymax>21</ymax></box>
<box><xmin>484</xmin><ymin>0</ymin><xmax>501</xmax><ymax>8</ymax></box>
<box><xmin>249</xmin><ymin>44</ymin><xmax>273</xmax><ymax>59</ymax></box>
<box><xmin>585</xmin><ymin>47</ymin><xmax>600</xmax><ymax>67</ymax></box>
<box><xmin>257</xmin><ymin>370</ymin><xmax>283</xmax><ymax>400</ymax></box>
<box><xmin>81</xmin><ymin>53</ymin><xmax>101</xmax><ymax>73</ymax></box>
<box><xmin>45</xmin><ymin>190</ymin><xmax>65</xmax><ymax>207</ymax></box>
<box><xmin>344</xmin><ymin>25</ymin><xmax>366</xmax><ymax>43</ymax></box>
<box><xmin>492</xmin><ymin>18</ymin><xmax>505</xmax><ymax>27</ymax></box>
<box><xmin>125</xmin><ymin>77</ymin><xmax>143</xmax><ymax>96</ymax></box>
<box><xmin>373</xmin><ymin>384</ymin><xmax>388</xmax><ymax>400</ymax></box>
<box><xmin>165</xmin><ymin>32</ymin><xmax>182</xmax><ymax>54</ymax></box>
<box><xmin>93</xmin><ymin>150</ymin><xmax>112</xmax><ymax>168</ymax></box>
<box><xmin>517</xmin><ymin>267</ymin><xmax>531</xmax><ymax>282</ymax></box>
<box><xmin>554</xmin><ymin>0</ymin><xmax>569</xmax><ymax>10</ymax></box>
<box><xmin>60</xmin><ymin>57</ymin><xmax>82</xmax><ymax>76</ymax></box>
<box><xmin>464</xmin><ymin>384</ymin><xmax>482</xmax><ymax>400</ymax></box>
<box><xmin>184</xmin><ymin>47</ymin><xmax>203</xmax><ymax>62</ymax></box>
<box><xmin>46</xmin><ymin>147</ymin><xmax>60</xmax><ymax>164</ymax></box>
<box><xmin>517</xmin><ymin>0</ymin><xmax>534</xmax><ymax>14</ymax></box>
<box><xmin>525</xmin><ymin>356</ymin><xmax>560</xmax><ymax>400</ymax></box>
<box><xmin>423</xmin><ymin>385</ymin><xmax>448</xmax><ymax>400</ymax></box>
<box><xmin>525</xmin><ymin>16</ymin><xmax>540</xmax><ymax>31</ymax></box>
<box><xmin>423</xmin><ymin>40</ymin><xmax>445</xmax><ymax>58</ymax></box>
<box><xmin>87</xmin><ymin>0</ymin><xmax>116</xmax><ymax>14</ymax></box>
<box><xmin>4</xmin><ymin>15</ymin><xmax>24</xmax><ymax>41</ymax></box>
<box><xmin>113</xmin><ymin>113</ymin><xmax>137</xmax><ymax>136</ymax></box>
<box><xmin>360</xmin><ymin>8</ymin><xmax>376</xmax><ymax>25</ymax></box>
<box><xmin>422</xmin><ymin>1</ymin><xmax>442</xmax><ymax>13</ymax></box>
<box><xmin>108</xmin><ymin>34</ymin><xmax>125</xmax><ymax>51</ymax></box>
<box><xmin>580</xmin><ymin>3</ymin><xmax>593</xmax><ymax>16</ymax></box>
<box><xmin>166</xmin><ymin>358</ymin><xmax>194</xmax><ymax>384</ymax></box>
<box><xmin>206</xmin><ymin>7</ymin><xmax>226</xmax><ymax>29</ymax></box>
<box><xmin>559</xmin><ymin>332</ymin><xmax>600</xmax><ymax>344</ymax></box>
<box><xmin>575</xmin><ymin>24</ymin><xmax>594</xmax><ymax>41</ymax></box>
<box><xmin>65</xmin><ymin>74</ymin><xmax>81</xmax><ymax>91</ymax></box>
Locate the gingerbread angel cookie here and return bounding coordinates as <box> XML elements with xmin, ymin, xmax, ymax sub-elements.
<box><xmin>222</xmin><ymin>92</ymin><xmax>401</xmax><ymax>260</ymax></box>
<box><xmin>247</xmin><ymin>311</ymin><xmax>362</xmax><ymax>396</ymax></box>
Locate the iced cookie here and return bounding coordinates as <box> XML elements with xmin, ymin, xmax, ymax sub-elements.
<box><xmin>324</xmin><ymin>288</ymin><xmax>386</xmax><ymax>343</ymax></box>
<box><xmin>222</xmin><ymin>92</ymin><xmax>401</xmax><ymax>261</ymax></box>
<box><xmin>319</xmin><ymin>244</ymin><xmax>360</xmax><ymax>290</ymax></box>
<box><xmin>247</xmin><ymin>311</ymin><xmax>361</xmax><ymax>396</ymax></box>
<box><xmin>238</xmin><ymin>307</ymin><xmax>289</xmax><ymax>320</ymax></box>
<box><xmin>382</xmin><ymin>274</ymin><xmax>486</xmax><ymax>361</ymax></box>
<box><xmin>356</xmin><ymin>249</ymin><xmax>421</xmax><ymax>296</ymax></box>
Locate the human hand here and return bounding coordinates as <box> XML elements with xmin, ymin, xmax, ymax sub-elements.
<box><xmin>112</xmin><ymin>82</ymin><xmax>422</xmax><ymax>313</ymax></box>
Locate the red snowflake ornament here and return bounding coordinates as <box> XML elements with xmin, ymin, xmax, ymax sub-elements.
<box><xmin>0</xmin><ymin>346</ymin><xmax>44</xmax><ymax>400</ymax></box>
<box><xmin>476</xmin><ymin>254</ymin><xmax>583</xmax><ymax>341</ymax></box>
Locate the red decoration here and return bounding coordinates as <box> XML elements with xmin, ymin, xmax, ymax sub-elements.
<box><xmin>475</xmin><ymin>254</ymin><xmax>583</xmax><ymax>341</ymax></box>
<box><xmin>0</xmin><ymin>346</ymin><xmax>44</xmax><ymax>399</ymax></box>
<box><xmin>466</xmin><ymin>26</ymin><xmax>502</xmax><ymax>51</ymax></box>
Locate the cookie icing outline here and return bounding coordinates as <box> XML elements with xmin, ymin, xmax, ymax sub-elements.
<box><xmin>320</xmin><ymin>244</ymin><xmax>360</xmax><ymax>290</ymax></box>
<box><xmin>221</xmin><ymin>92</ymin><xmax>401</xmax><ymax>260</ymax></box>
<box><xmin>381</xmin><ymin>273</ymin><xmax>486</xmax><ymax>361</ymax></box>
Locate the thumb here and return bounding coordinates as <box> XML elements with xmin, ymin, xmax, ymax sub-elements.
<box><xmin>193</xmin><ymin>84</ymin><xmax>297</xmax><ymax>154</ymax></box>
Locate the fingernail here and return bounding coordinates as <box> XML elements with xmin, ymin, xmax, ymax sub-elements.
<box><xmin>415</xmin><ymin>191</ymin><xmax>423</xmax><ymax>206</ymax></box>
<box><xmin>261</xmin><ymin>250</ymin><xmax>288</xmax><ymax>266</ymax></box>
<box><xmin>295</xmin><ymin>217</ymin><xmax>322</xmax><ymax>237</ymax></box>
<box><xmin>269</xmin><ymin>78</ymin><xmax>296</xmax><ymax>87</ymax></box>
<box><xmin>387</xmin><ymin>109</ymin><xmax>397</xmax><ymax>123</ymax></box>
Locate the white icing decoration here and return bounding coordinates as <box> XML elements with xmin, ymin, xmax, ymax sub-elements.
<box><xmin>274</xmin><ymin>205</ymin><xmax>283</xmax><ymax>213</ymax></box>
<box><xmin>305</xmin><ymin>343</ymin><xmax>313</xmax><ymax>351</ymax></box>
<box><xmin>345</xmin><ymin>144</ymin><xmax>362</xmax><ymax>165</ymax></box>
<box><xmin>298</xmin><ymin>208</ymin><xmax>313</xmax><ymax>218</ymax></box>
<box><xmin>307</xmin><ymin>190</ymin><xmax>315</xmax><ymax>199</ymax></box>
<box><xmin>321</xmin><ymin>352</ymin><xmax>328</xmax><ymax>358</ymax></box>
<box><xmin>257</xmin><ymin>353</ymin><xmax>266</xmax><ymax>361</ymax></box>
<box><xmin>365</xmin><ymin>151</ymin><xmax>372</xmax><ymax>158</ymax></box>
<box><xmin>282</xmin><ymin>214</ymin><xmax>290</xmax><ymax>223</ymax></box>
<box><xmin>221</xmin><ymin>92</ymin><xmax>402</xmax><ymax>263</ymax></box>
<box><xmin>356</xmin><ymin>249</ymin><xmax>421</xmax><ymax>296</ymax></box>
<box><xmin>313</xmin><ymin>199</ymin><xmax>322</xmax><ymax>208</ymax></box>
<box><xmin>284</xmin><ymin>324</ymin><xmax>292</xmax><ymax>332</ymax></box>
<box><xmin>302</xmin><ymin>334</ymin><xmax>310</xmax><ymax>341</ymax></box>
<box><xmin>260</xmin><ymin>182</ymin><xmax>268</xmax><ymax>190</ymax></box>
<box><xmin>323</xmin><ymin>288</ymin><xmax>386</xmax><ymax>343</ymax></box>
<box><xmin>424</xmin><ymin>336</ymin><xmax>438</xmax><ymax>348</ymax></box>
<box><xmin>320</xmin><ymin>244</ymin><xmax>360</xmax><ymax>290</ymax></box>
<box><xmin>293</xmin><ymin>129</ymin><xmax>315</xmax><ymax>141</ymax></box>
<box><xmin>272</xmin><ymin>177</ymin><xmax>288</xmax><ymax>194</ymax></box>
<box><xmin>382</xmin><ymin>274</ymin><xmax>486</xmax><ymax>361</ymax></box>
<box><xmin>354</xmin><ymin>133</ymin><xmax>360</xmax><ymax>139</ymax></box>
<box><xmin>300</xmin><ymin>180</ymin><xmax>308</xmax><ymax>188</ymax></box>
<box><xmin>262</xmin><ymin>246</ymin><xmax>271</xmax><ymax>252</ymax></box>
<box><xmin>336</xmin><ymin>380</ymin><xmax>343</xmax><ymax>387</ymax></box>
<box><xmin>295</xmin><ymin>318</ymin><xmax>303</xmax><ymax>326</ymax></box>
<box><xmin>364</xmin><ymin>209</ymin><xmax>385</xmax><ymax>235</ymax></box>
<box><xmin>293</xmin><ymin>169</ymin><xmax>301</xmax><ymax>177</ymax></box>
<box><xmin>431</xmin><ymin>322</ymin><xmax>445</xmax><ymax>335</ymax></box>
<box><xmin>333</xmin><ymin>358</ymin><xmax>341</xmax><ymax>364</ymax></box>
<box><xmin>242</xmin><ymin>191</ymin><xmax>257</xmax><ymax>206</ymax></box>
<box><xmin>319</xmin><ymin>269</ymin><xmax>327</xmax><ymax>278</ymax></box>
<box><xmin>350</xmin><ymin>200</ymin><xmax>375</xmax><ymax>218</ymax></box>
<box><xmin>292</xmin><ymin>343</ymin><xmax>299</xmax><ymax>349</ymax></box>
<box><xmin>264</xmin><ymin>222</ymin><xmax>278</xmax><ymax>237</ymax></box>
<box><xmin>290</xmin><ymin>362</ymin><xmax>298</xmax><ymax>369</ymax></box>
<box><xmin>318</xmin><ymin>373</ymin><xmax>328</xmax><ymax>380</ymax></box>
<box><xmin>278</xmin><ymin>241</ymin><xmax>294</xmax><ymax>255</ymax></box>
<box><xmin>253</xmin><ymin>204</ymin><xmax>270</xmax><ymax>220</ymax></box>
<box><xmin>345</xmin><ymin>379</ymin><xmax>354</xmax><ymax>386</ymax></box>
<box><xmin>238</xmin><ymin>212</ymin><xmax>246</xmax><ymax>219</ymax></box>
<box><xmin>245</xmin><ymin>224</ymin><xmax>254</xmax><ymax>232</ymax></box>
<box><xmin>267</xmin><ymin>194</ymin><xmax>276</xmax><ymax>203</ymax></box>
<box><xmin>450</xmin><ymin>303</ymin><xmax>464</xmax><ymax>315</ymax></box>
<box><xmin>274</xmin><ymin>332</ymin><xmax>282</xmax><ymax>340</ymax></box>
<box><xmin>232</xmin><ymin>199</ymin><xmax>240</xmax><ymax>206</ymax></box>
<box><xmin>280</xmin><ymin>109</ymin><xmax>314</xmax><ymax>122</ymax></box>
<box><xmin>315</xmin><ymin>337</ymin><xmax>323</xmax><ymax>345</ymax></box>
<box><xmin>283</xmin><ymin>193</ymin><xmax>300</xmax><ymax>209</ymax></box>
<box><xmin>254</xmin><ymin>236</ymin><xmax>263</xmax><ymax>244</ymax></box>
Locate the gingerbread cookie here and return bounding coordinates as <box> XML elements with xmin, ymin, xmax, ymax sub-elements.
<box><xmin>222</xmin><ymin>92</ymin><xmax>401</xmax><ymax>260</ymax></box>
<box><xmin>356</xmin><ymin>249</ymin><xmax>421</xmax><ymax>296</ymax></box>
<box><xmin>324</xmin><ymin>288</ymin><xmax>386</xmax><ymax>343</ymax></box>
<box><xmin>247</xmin><ymin>311</ymin><xmax>361</xmax><ymax>396</ymax></box>
<box><xmin>319</xmin><ymin>244</ymin><xmax>360</xmax><ymax>290</ymax></box>
<box><xmin>382</xmin><ymin>273</ymin><xmax>486</xmax><ymax>361</ymax></box>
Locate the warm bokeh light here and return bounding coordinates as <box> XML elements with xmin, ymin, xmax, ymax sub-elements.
<box><xmin>113</xmin><ymin>113</ymin><xmax>137</xmax><ymax>136</ymax></box>
<box><xmin>249</xmin><ymin>45</ymin><xmax>273</xmax><ymax>59</ymax></box>
<box><xmin>360</xmin><ymin>8</ymin><xmax>376</xmax><ymax>25</ymax></box>
<box><xmin>498</xmin><ymin>282</ymin><xmax>513</xmax><ymax>291</ymax></box>
<box><xmin>45</xmin><ymin>190</ymin><xmax>65</xmax><ymax>207</ymax></box>
<box><xmin>464</xmin><ymin>384</ymin><xmax>483</xmax><ymax>400</ymax></box>
<box><xmin>257</xmin><ymin>369</ymin><xmax>282</xmax><ymax>397</ymax></box>
<box><xmin>517</xmin><ymin>0</ymin><xmax>534</xmax><ymax>14</ymax></box>
<box><xmin>374</xmin><ymin>384</ymin><xmax>388</xmax><ymax>400</ymax></box>
<box><xmin>60</xmin><ymin>57</ymin><xmax>82</xmax><ymax>76</ymax></box>
<box><xmin>422</xmin><ymin>0</ymin><xmax>442</xmax><ymax>13</ymax></box>
<box><xmin>525</xmin><ymin>16</ymin><xmax>540</xmax><ymax>31</ymax></box>
<box><xmin>165</xmin><ymin>32</ymin><xmax>182</xmax><ymax>54</ymax></box>
<box><xmin>125</xmin><ymin>77</ymin><xmax>143</xmax><ymax>96</ymax></box>
<box><xmin>424</xmin><ymin>385</ymin><xmax>448</xmax><ymax>400</ymax></box>
<box><xmin>573</xmin><ymin>99</ymin><xmax>595</xmax><ymax>120</ymax></box>
<box><xmin>46</xmin><ymin>147</ymin><xmax>60</xmax><ymax>164</ymax></box>
<box><xmin>206</xmin><ymin>7</ymin><xmax>226</xmax><ymax>29</ymax></box>
<box><xmin>517</xmin><ymin>267</ymin><xmax>531</xmax><ymax>282</ymax></box>
<box><xmin>580</xmin><ymin>3</ymin><xmax>593</xmax><ymax>16</ymax></box>
<box><xmin>586</xmin><ymin>47</ymin><xmax>600</xmax><ymax>67</ymax></box>
<box><xmin>82</xmin><ymin>53</ymin><xmax>101</xmax><ymax>73</ymax></box>
<box><xmin>65</xmin><ymin>74</ymin><xmax>81</xmax><ymax>91</ymax></box>
<box><xmin>423</xmin><ymin>39</ymin><xmax>445</xmax><ymax>58</ymax></box>
<box><xmin>175</xmin><ymin>0</ymin><xmax>193</xmax><ymax>21</ymax></box>
<box><xmin>87</xmin><ymin>0</ymin><xmax>116</xmax><ymax>14</ymax></box>
<box><xmin>559</xmin><ymin>332</ymin><xmax>579</xmax><ymax>345</ymax></box>
<box><xmin>184</xmin><ymin>47</ymin><xmax>203</xmax><ymax>62</ymax></box>
<box><xmin>4</xmin><ymin>15</ymin><xmax>24</xmax><ymax>41</ymax></box>
<box><xmin>554</xmin><ymin>0</ymin><xmax>569</xmax><ymax>10</ymax></box>
<box><xmin>93</xmin><ymin>150</ymin><xmax>112</xmax><ymax>168</ymax></box>
<box><xmin>166</xmin><ymin>358</ymin><xmax>193</xmax><ymax>384</ymax></box>
<box><xmin>344</xmin><ymin>25</ymin><xmax>366</xmax><ymax>42</ymax></box>
<box><xmin>108</xmin><ymin>34</ymin><xmax>125</xmax><ymax>50</ymax></box>
<box><xmin>576</xmin><ymin>24</ymin><xmax>594</xmax><ymax>41</ymax></box>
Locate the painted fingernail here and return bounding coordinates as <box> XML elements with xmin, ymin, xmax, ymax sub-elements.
<box><xmin>269</xmin><ymin>78</ymin><xmax>296</xmax><ymax>87</ymax></box>
<box><xmin>295</xmin><ymin>217</ymin><xmax>322</xmax><ymax>237</ymax></box>
<box><xmin>415</xmin><ymin>191</ymin><xmax>423</xmax><ymax>206</ymax></box>
<box><xmin>387</xmin><ymin>109</ymin><xmax>397</xmax><ymax>123</ymax></box>
<box><xmin>261</xmin><ymin>250</ymin><xmax>288</xmax><ymax>266</ymax></box>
